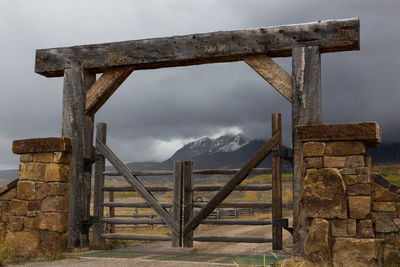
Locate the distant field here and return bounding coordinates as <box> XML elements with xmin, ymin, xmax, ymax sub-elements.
<box><xmin>372</xmin><ymin>163</ymin><xmax>400</xmax><ymax>185</ymax></box>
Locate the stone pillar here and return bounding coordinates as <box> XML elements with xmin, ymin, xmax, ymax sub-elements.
<box><xmin>4</xmin><ymin>137</ymin><xmax>72</xmax><ymax>256</ymax></box>
<box><xmin>295</xmin><ymin>122</ymin><xmax>384</xmax><ymax>266</ymax></box>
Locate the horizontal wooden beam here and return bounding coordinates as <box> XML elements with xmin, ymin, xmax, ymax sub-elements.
<box><xmin>102</xmin><ymin>218</ymin><xmax>165</xmax><ymax>225</ymax></box>
<box><xmin>103</xmin><ymin>186</ymin><xmax>173</xmax><ymax>192</ymax></box>
<box><xmin>101</xmin><ymin>233</ymin><xmax>171</xmax><ymax>241</ymax></box>
<box><xmin>201</xmin><ymin>219</ymin><xmax>272</xmax><ymax>225</ymax></box>
<box><xmin>193</xmin><ymin>185</ymin><xmax>272</xmax><ymax>191</ymax></box>
<box><xmin>192</xmin><ymin>202</ymin><xmax>272</xmax><ymax>209</ymax></box>
<box><xmin>295</xmin><ymin>122</ymin><xmax>381</xmax><ymax>146</ymax></box>
<box><xmin>35</xmin><ymin>18</ymin><xmax>359</xmax><ymax>77</ymax></box>
<box><xmin>244</xmin><ymin>55</ymin><xmax>292</xmax><ymax>102</ymax></box>
<box><xmin>193</xmin><ymin>236</ymin><xmax>272</xmax><ymax>243</ymax></box>
<box><xmin>103</xmin><ymin>202</ymin><xmax>173</xmax><ymax>208</ymax></box>
<box><xmin>85</xmin><ymin>66</ymin><xmax>134</xmax><ymax>116</ymax></box>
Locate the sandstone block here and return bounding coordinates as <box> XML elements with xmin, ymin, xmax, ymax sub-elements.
<box><xmin>16</xmin><ymin>181</ymin><xmax>36</xmax><ymax>200</ymax></box>
<box><xmin>357</xmin><ymin>219</ymin><xmax>375</xmax><ymax>238</ymax></box>
<box><xmin>38</xmin><ymin>231</ymin><xmax>68</xmax><ymax>256</ymax></box>
<box><xmin>9</xmin><ymin>216</ymin><xmax>24</xmax><ymax>231</ymax></box>
<box><xmin>35</xmin><ymin>182</ymin><xmax>49</xmax><ymax>200</ymax></box>
<box><xmin>397</xmin><ymin>203</ymin><xmax>400</xmax><ymax>217</ymax></box>
<box><xmin>303</xmin><ymin>142</ymin><xmax>325</xmax><ymax>157</ymax></box>
<box><xmin>39</xmin><ymin>212</ymin><xmax>68</xmax><ymax>232</ymax></box>
<box><xmin>340</xmin><ymin>167</ymin><xmax>356</xmax><ymax>175</ymax></box>
<box><xmin>332</xmin><ymin>238</ymin><xmax>382</xmax><ymax>267</ymax></box>
<box><xmin>348</xmin><ymin>196</ymin><xmax>371</xmax><ymax>219</ymax></box>
<box><xmin>304</xmin><ymin>218</ymin><xmax>331</xmax><ymax>262</ymax></box>
<box><xmin>41</xmin><ymin>196</ymin><xmax>68</xmax><ymax>212</ymax></box>
<box><xmin>372</xmin><ymin>201</ymin><xmax>396</xmax><ymax>212</ymax></box>
<box><xmin>10</xmin><ymin>199</ymin><xmax>28</xmax><ymax>216</ymax></box>
<box><xmin>19</xmin><ymin>163</ymin><xmax>45</xmax><ymax>181</ymax></box>
<box><xmin>6</xmin><ymin>229</ymin><xmax>40</xmax><ymax>256</ymax></box>
<box><xmin>374</xmin><ymin>184</ymin><xmax>400</xmax><ymax>201</ymax></box>
<box><xmin>47</xmin><ymin>182</ymin><xmax>69</xmax><ymax>196</ymax></box>
<box><xmin>24</xmin><ymin>216</ymin><xmax>41</xmax><ymax>230</ymax></box>
<box><xmin>32</xmin><ymin>153</ymin><xmax>54</xmax><ymax>163</ymax></box>
<box><xmin>356</xmin><ymin>167</ymin><xmax>371</xmax><ymax>183</ymax></box>
<box><xmin>304</xmin><ymin>157</ymin><xmax>323</xmax><ymax>169</ymax></box>
<box><xmin>323</xmin><ymin>156</ymin><xmax>346</xmax><ymax>168</ymax></box>
<box><xmin>53</xmin><ymin>152</ymin><xmax>71</xmax><ymax>164</ymax></box>
<box><xmin>347</xmin><ymin>183</ymin><xmax>371</xmax><ymax>196</ymax></box>
<box><xmin>373</xmin><ymin>213</ymin><xmax>399</xmax><ymax>233</ymax></box>
<box><xmin>345</xmin><ymin>155</ymin><xmax>365</xmax><ymax>168</ymax></box>
<box><xmin>383</xmin><ymin>244</ymin><xmax>400</xmax><ymax>265</ymax></box>
<box><xmin>44</xmin><ymin>164</ymin><xmax>70</xmax><ymax>182</ymax></box>
<box><xmin>12</xmin><ymin>137</ymin><xmax>72</xmax><ymax>154</ymax></box>
<box><xmin>20</xmin><ymin>154</ymin><xmax>33</xmax><ymax>163</ymax></box>
<box><xmin>0</xmin><ymin>188</ymin><xmax>17</xmax><ymax>201</ymax></box>
<box><xmin>325</xmin><ymin>141</ymin><xmax>366</xmax><ymax>156</ymax></box>
<box><xmin>331</xmin><ymin>219</ymin><xmax>356</xmax><ymax>237</ymax></box>
<box><xmin>302</xmin><ymin>168</ymin><xmax>347</xmax><ymax>218</ymax></box>
<box><xmin>342</xmin><ymin>174</ymin><xmax>358</xmax><ymax>185</ymax></box>
<box><xmin>28</xmin><ymin>200</ymin><xmax>41</xmax><ymax>211</ymax></box>
<box><xmin>394</xmin><ymin>233</ymin><xmax>400</xmax><ymax>249</ymax></box>
<box><xmin>27</xmin><ymin>210</ymin><xmax>40</xmax><ymax>217</ymax></box>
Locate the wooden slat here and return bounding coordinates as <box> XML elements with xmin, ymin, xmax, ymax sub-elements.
<box><xmin>244</xmin><ymin>55</ymin><xmax>292</xmax><ymax>102</ymax></box>
<box><xmin>35</xmin><ymin>18</ymin><xmax>359</xmax><ymax>77</ymax></box>
<box><xmin>184</xmin><ymin>133</ymin><xmax>279</xmax><ymax>235</ymax></box>
<box><xmin>183</xmin><ymin>161</ymin><xmax>194</xmax><ymax>247</ymax></box>
<box><xmin>192</xmin><ymin>202</ymin><xmax>272</xmax><ymax>209</ymax></box>
<box><xmin>193</xmin><ymin>236</ymin><xmax>272</xmax><ymax>243</ymax></box>
<box><xmin>103</xmin><ymin>202</ymin><xmax>173</xmax><ymax>208</ymax></box>
<box><xmin>201</xmin><ymin>219</ymin><xmax>272</xmax><ymax>225</ymax></box>
<box><xmin>102</xmin><ymin>186</ymin><xmax>173</xmax><ymax>192</ymax></box>
<box><xmin>102</xmin><ymin>233</ymin><xmax>171</xmax><ymax>241</ymax></box>
<box><xmin>102</xmin><ymin>218</ymin><xmax>165</xmax><ymax>225</ymax></box>
<box><xmin>193</xmin><ymin>185</ymin><xmax>272</xmax><ymax>192</ymax></box>
<box><xmin>104</xmin><ymin>168</ymin><xmax>271</xmax><ymax>176</ymax></box>
<box><xmin>272</xmin><ymin>113</ymin><xmax>283</xmax><ymax>250</ymax></box>
<box><xmin>172</xmin><ymin>162</ymin><xmax>183</xmax><ymax>247</ymax></box>
<box><xmin>291</xmin><ymin>46</ymin><xmax>322</xmax><ymax>254</ymax></box>
<box><xmin>109</xmin><ymin>191</ymin><xmax>115</xmax><ymax>233</ymax></box>
<box><xmin>85</xmin><ymin>67</ymin><xmax>134</xmax><ymax>116</ymax></box>
<box><xmin>96</xmin><ymin>140</ymin><xmax>179</xmax><ymax>235</ymax></box>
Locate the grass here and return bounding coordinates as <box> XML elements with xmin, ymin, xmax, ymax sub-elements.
<box><xmin>372</xmin><ymin>163</ymin><xmax>400</xmax><ymax>185</ymax></box>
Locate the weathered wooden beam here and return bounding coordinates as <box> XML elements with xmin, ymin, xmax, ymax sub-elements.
<box><xmin>183</xmin><ymin>161</ymin><xmax>194</xmax><ymax>247</ymax></box>
<box><xmin>172</xmin><ymin>161</ymin><xmax>183</xmax><ymax>247</ymax></box>
<box><xmin>201</xmin><ymin>219</ymin><xmax>272</xmax><ymax>225</ymax></box>
<box><xmin>296</xmin><ymin>122</ymin><xmax>381</xmax><ymax>146</ymax></box>
<box><xmin>104</xmin><ymin>170</ymin><xmax>174</xmax><ymax>176</ymax></box>
<box><xmin>102</xmin><ymin>233</ymin><xmax>171</xmax><ymax>241</ymax></box>
<box><xmin>193</xmin><ymin>185</ymin><xmax>273</xmax><ymax>192</ymax></box>
<box><xmin>193</xmin><ymin>236</ymin><xmax>272</xmax><ymax>243</ymax></box>
<box><xmin>35</xmin><ymin>18</ymin><xmax>359</xmax><ymax>77</ymax></box>
<box><xmin>184</xmin><ymin>132</ymin><xmax>279</xmax><ymax>236</ymax></box>
<box><xmin>103</xmin><ymin>168</ymin><xmax>271</xmax><ymax>176</ymax></box>
<box><xmin>291</xmin><ymin>46</ymin><xmax>321</xmax><ymax>254</ymax></box>
<box><xmin>192</xmin><ymin>202</ymin><xmax>272</xmax><ymax>209</ymax></box>
<box><xmin>103</xmin><ymin>202</ymin><xmax>173</xmax><ymax>208</ymax></box>
<box><xmin>102</xmin><ymin>218</ymin><xmax>165</xmax><ymax>225</ymax></box>
<box><xmin>102</xmin><ymin>186</ymin><xmax>173</xmax><ymax>192</ymax></box>
<box><xmin>244</xmin><ymin>55</ymin><xmax>292</xmax><ymax>102</ymax></box>
<box><xmin>85</xmin><ymin>66</ymin><xmax>134</xmax><ymax>116</ymax></box>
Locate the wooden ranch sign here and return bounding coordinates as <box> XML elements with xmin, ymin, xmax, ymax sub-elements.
<box><xmin>34</xmin><ymin>18</ymin><xmax>360</xmax><ymax>251</ymax></box>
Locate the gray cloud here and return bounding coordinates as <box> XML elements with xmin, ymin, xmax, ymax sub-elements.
<box><xmin>0</xmin><ymin>0</ymin><xmax>399</xmax><ymax>167</ymax></box>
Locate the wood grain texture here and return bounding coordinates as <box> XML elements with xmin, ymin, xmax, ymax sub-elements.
<box><xmin>291</xmin><ymin>46</ymin><xmax>322</xmax><ymax>254</ymax></box>
<box><xmin>102</xmin><ymin>233</ymin><xmax>171</xmax><ymax>241</ymax></box>
<box><xmin>193</xmin><ymin>236</ymin><xmax>272</xmax><ymax>243</ymax></box>
<box><xmin>172</xmin><ymin>161</ymin><xmax>183</xmax><ymax>247</ymax></box>
<box><xmin>183</xmin><ymin>161</ymin><xmax>194</xmax><ymax>247</ymax></box>
<box><xmin>85</xmin><ymin>66</ymin><xmax>134</xmax><ymax>116</ymax></box>
<box><xmin>244</xmin><ymin>55</ymin><xmax>292</xmax><ymax>102</ymax></box>
<box><xmin>35</xmin><ymin>18</ymin><xmax>359</xmax><ymax>77</ymax></box>
<box><xmin>201</xmin><ymin>219</ymin><xmax>272</xmax><ymax>225</ymax></box>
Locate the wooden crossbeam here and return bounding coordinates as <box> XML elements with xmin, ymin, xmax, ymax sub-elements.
<box><xmin>244</xmin><ymin>55</ymin><xmax>292</xmax><ymax>102</ymax></box>
<box><xmin>96</xmin><ymin>139</ymin><xmax>179</xmax><ymax>236</ymax></box>
<box><xmin>183</xmin><ymin>132</ymin><xmax>280</xmax><ymax>235</ymax></box>
<box><xmin>35</xmin><ymin>18</ymin><xmax>359</xmax><ymax>77</ymax></box>
<box><xmin>85</xmin><ymin>66</ymin><xmax>134</xmax><ymax>116</ymax></box>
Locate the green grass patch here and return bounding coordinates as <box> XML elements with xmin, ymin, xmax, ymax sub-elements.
<box><xmin>217</xmin><ymin>254</ymin><xmax>286</xmax><ymax>266</ymax></box>
<box><xmin>372</xmin><ymin>163</ymin><xmax>400</xmax><ymax>185</ymax></box>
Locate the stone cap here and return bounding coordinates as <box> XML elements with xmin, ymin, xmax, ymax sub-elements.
<box><xmin>12</xmin><ymin>137</ymin><xmax>72</xmax><ymax>154</ymax></box>
<box><xmin>296</xmin><ymin>122</ymin><xmax>381</xmax><ymax>147</ymax></box>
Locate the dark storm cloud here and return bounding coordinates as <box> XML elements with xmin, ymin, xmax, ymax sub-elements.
<box><xmin>0</xmin><ymin>0</ymin><xmax>399</xmax><ymax>166</ymax></box>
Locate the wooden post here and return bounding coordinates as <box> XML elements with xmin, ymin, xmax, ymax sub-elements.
<box><xmin>272</xmin><ymin>113</ymin><xmax>282</xmax><ymax>250</ymax></box>
<box><xmin>93</xmin><ymin>123</ymin><xmax>107</xmax><ymax>247</ymax></box>
<box><xmin>109</xmin><ymin>191</ymin><xmax>115</xmax><ymax>233</ymax></box>
<box><xmin>172</xmin><ymin>161</ymin><xmax>183</xmax><ymax>247</ymax></box>
<box><xmin>62</xmin><ymin>67</ymin><xmax>96</xmax><ymax>248</ymax></box>
<box><xmin>182</xmin><ymin>161</ymin><xmax>193</xmax><ymax>247</ymax></box>
<box><xmin>292</xmin><ymin>46</ymin><xmax>321</xmax><ymax>254</ymax></box>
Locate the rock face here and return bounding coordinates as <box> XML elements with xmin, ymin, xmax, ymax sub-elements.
<box><xmin>302</xmin><ymin>168</ymin><xmax>347</xmax><ymax>219</ymax></box>
<box><xmin>332</xmin><ymin>238</ymin><xmax>382</xmax><ymax>267</ymax></box>
<box><xmin>304</xmin><ymin>218</ymin><xmax>331</xmax><ymax>262</ymax></box>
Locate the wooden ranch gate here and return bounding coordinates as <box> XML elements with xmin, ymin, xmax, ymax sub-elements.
<box><xmin>34</xmin><ymin>18</ymin><xmax>360</xmax><ymax>253</ymax></box>
<box><xmin>93</xmin><ymin>113</ymin><xmax>287</xmax><ymax>249</ymax></box>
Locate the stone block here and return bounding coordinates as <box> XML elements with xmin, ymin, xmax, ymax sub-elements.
<box><xmin>325</xmin><ymin>141</ymin><xmax>366</xmax><ymax>156</ymax></box>
<box><xmin>0</xmin><ymin>188</ymin><xmax>16</xmax><ymax>200</ymax></box>
<box><xmin>331</xmin><ymin>219</ymin><xmax>356</xmax><ymax>237</ymax></box>
<box><xmin>41</xmin><ymin>196</ymin><xmax>68</xmax><ymax>212</ymax></box>
<box><xmin>374</xmin><ymin>184</ymin><xmax>400</xmax><ymax>201</ymax></box>
<box><xmin>373</xmin><ymin>213</ymin><xmax>399</xmax><ymax>233</ymax></box>
<box><xmin>47</xmin><ymin>182</ymin><xmax>69</xmax><ymax>196</ymax></box>
<box><xmin>20</xmin><ymin>154</ymin><xmax>33</xmax><ymax>163</ymax></box>
<box><xmin>26</xmin><ymin>210</ymin><xmax>40</xmax><ymax>217</ymax></box>
<box><xmin>345</xmin><ymin>155</ymin><xmax>365</xmax><ymax>168</ymax></box>
<box><xmin>9</xmin><ymin>216</ymin><xmax>24</xmax><ymax>231</ymax></box>
<box><xmin>6</xmin><ymin>229</ymin><xmax>40</xmax><ymax>256</ymax></box>
<box><xmin>356</xmin><ymin>167</ymin><xmax>371</xmax><ymax>183</ymax></box>
<box><xmin>24</xmin><ymin>216</ymin><xmax>41</xmax><ymax>230</ymax></box>
<box><xmin>397</xmin><ymin>203</ymin><xmax>400</xmax><ymax>217</ymax></box>
<box><xmin>10</xmin><ymin>199</ymin><xmax>28</xmax><ymax>216</ymax></box>
<box><xmin>348</xmin><ymin>196</ymin><xmax>371</xmax><ymax>219</ymax></box>
<box><xmin>383</xmin><ymin>244</ymin><xmax>400</xmax><ymax>265</ymax></box>
<box><xmin>372</xmin><ymin>201</ymin><xmax>396</xmax><ymax>212</ymax></box>
<box><xmin>332</xmin><ymin>238</ymin><xmax>382</xmax><ymax>267</ymax></box>
<box><xmin>19</xmin><ymin>163</ymin><xmax>45</xmax><ymax>181</ymax></box>
<box><xmin>35</xmin><ymin>182</ymin><xmax>49</xmax><ymax>200</ymax></box>
<box><xmin>39</xmin><ymin>212</ymin><xmax>68</xmax><ymax>232</ymax></box>
<box><xmin>323</xmin><ymin>156</ymin><xmax>346</xmax><ymax>168</ymax></box>
<box><xmin>32</xmin><ymin>153</ymin><xmax>54</xmax><ymax>163</ymax></box>
<box><xmin>303</xmin><ymin>142</ymin><xmax>325</xmax><ymax>157</ymax></box>
<box><xmin>302</xmin><ymin>168</ymin><xmax>347</xmax><ymax>218</ymax></box>
<box><xmin>304</xmin><ymin>157</ymin><xmax>323</xmax><ymax>169</ymax></box>
<box><xmin>342</xmin><ymin>174</ymin><xmax>358</xmax><ymax>185</ymax></box>
<box><xmin>304</xmin><ymin>218</ymin><xmax>331</xmax><ymax>262</ymax></box>
<box><xmin>16</xmin><ymin>180</ymin><xmax>36</xmax><ymax>200</ymax></box>
<box><xmin>12</xmin><ymin>137</ymin><xmax>72</xmax><ymax>154</ymax></box>
<box><xmin>340</xmin><ymin>168</ymin><xmax>356</xmax><ymax>175</ymax></box>
<box><xmin>28</xmin><ymin>200</ymin><xmax>41</xmax><ymax>211</ymax></box>
<box><xmin>357</xmin><ymin>219</ymin><xmax>375</xmax><ymax>238</ymax></box>
<box><xmin>394</xmin><ymin>233</ymin><xmax>400</xmax><ymax>249</ymax></box>
<box><xmin>347</xmin><ymin>183</ymin><xmax>371</xmax><ymax>196</ymax></box>
<box><xmin>44</xmin><ymin>164</ymin><xmax>70</xmax><ymax>182</ymax></box>
<box><xmin>53</xmin><ymin>152</ymin><xmax>71</xmax><ymax>164</ymax></box>
<box><xmin>38</xmin><ymin>231</ymin><xmax>68</xmax><ymax>256</ymax></box>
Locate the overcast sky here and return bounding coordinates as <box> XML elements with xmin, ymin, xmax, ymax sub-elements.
<box><xmin>0</xmin><ymin>0</ymin><xmax>399</xmax><ymax>169</ymax></box>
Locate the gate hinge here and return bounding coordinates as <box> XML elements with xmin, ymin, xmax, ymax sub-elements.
<box><xmin>272</xmin><ymin>148</ymin><xmax>293</xmax><ymax>160</ymax></box>
<box><xmin>80</xmin><ymin>216</ymin><xmax>96</xmax><ymax>234</ymax></box>
<box><xmin>272</xmin><ymin>218</ymin><xmax>293</xmax><ymax>235</ymax></box>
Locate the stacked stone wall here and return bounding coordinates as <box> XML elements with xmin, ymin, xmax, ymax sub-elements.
<box><xmin>0</xmin><ymin>138</ymin><xmax>71</xmax><ymax>256</ymax></box>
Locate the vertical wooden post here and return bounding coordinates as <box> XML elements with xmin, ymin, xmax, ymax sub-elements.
<box><xmin>292</xmin><ymin>46</ymin><xmax>321</xmax><ymax>254</ymax></box>
<box><xmin>172</xmin><ymin>161</ymin><xmax>183</xmax><ymax>247</ymax></box>
<box><xmin>182</xmin><ymin>161</ymin><xmax>193</xmax><ymax>247</ymax></box>
<box><xmin>93</xmin><ymin>123</ymin><xmax>107</xmax><ymax>247</ymax></box>
<box><xmin>62</xmin><ymin>67</ymin><xmax>96</xmax><ymax>248</ymax></box>
<box><xmin>272</xmin><ymin>113</ymin><xmax>282</xmax><ymax>250</ymax></box>
<box><xmin>109</xmin><ymin>191</ymin><xmax>115</xmax><ymax>233</ymax></box>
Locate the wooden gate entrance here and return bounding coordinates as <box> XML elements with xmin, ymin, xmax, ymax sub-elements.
<box><xmin>93</xmin><ymin>113</ymin><xmax>288</xmax><ymax>250</ymax></box>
